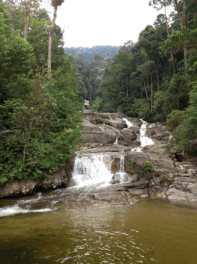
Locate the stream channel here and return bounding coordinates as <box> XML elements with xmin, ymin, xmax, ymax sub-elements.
<box><xmin>0</xmin><ymin>119</ymin><xmax>197</xmax><ymax>263</ymax></box>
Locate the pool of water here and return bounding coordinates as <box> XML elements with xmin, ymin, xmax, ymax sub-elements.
<box><xmin>0</xmin><ymin>200</ymin><xmax>197</xmax><ymax>264</ymax></box>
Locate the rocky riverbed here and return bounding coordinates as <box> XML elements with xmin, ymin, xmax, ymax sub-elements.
<box><xmin>77</xmin><ymin>110</ymin><xmax>197</xmax><ymax>208</ymax></box>
<box><xmin>0</xmin><ymin>110</ymin><xmax>197</xmax><ymax>216</ymax></box>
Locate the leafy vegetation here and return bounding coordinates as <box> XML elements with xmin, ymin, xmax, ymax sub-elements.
<box><xmin>143</xmin><ymin>162</ymin><xmax>154</xmax><ymax>172</ymax></box>
<box><xmin>0</xmin><ymin>1</ymin><xmax>83</xmax><ymax>184</ymax></box>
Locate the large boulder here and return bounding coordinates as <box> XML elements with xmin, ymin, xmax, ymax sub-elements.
<box><xmin>0</xmin><ymin>179</ymin><xmax>37</xmax><ymax>198</ymax></box>
<box><xmin>124</xmin><ymin>153</ymin><xmax>151</xmax><ymax>179</ymax></box>
<box><xmin>104</xmin><ymin>119</ymin><xmax>127</xmax><ymax>129</ymax></box>
<box><xmin>152</xmin><ymin>132</ymin><xmax>170</xmax><ymax>141</ymax></box>
<box><xmin>82</xmin><ymin>122</ymin><xmax>117</xmax><ymax>144</ymax></box>
<box><xmin>83</xmin><ymin>132</ymin><xmax>117</xmax><ymax>144</ymax></box>
<box><xmin>0</xmin><ymin>157</ymin><xmax>75</xmax><ymax>198</ymax></box>
<box><xmin>118</xmin><ymin>128</ymin><xmax>137</xmax><ymax>145</ymax></box>
<box><xmin>110</xmin><ymin>153</ymin><xmax>150</xmax><ymax>180</ymax></box>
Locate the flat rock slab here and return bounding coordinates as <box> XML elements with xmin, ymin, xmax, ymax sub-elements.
<box><xmin>83</xmin><ymin>145</ymin><xmax>132</xmax><ymax>154</ymax></box>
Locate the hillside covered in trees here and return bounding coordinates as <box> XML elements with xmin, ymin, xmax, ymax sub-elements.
<box><xmin>64</xmin><ymin>46</ymin><xmax>121</xmax><ymax>62</ymax></box>
<box><xmin>0</xmin><ymin>0</ymin><xmax>84</xmax><ymax>184</ymax></box>
<box><xmin>1</xmin><ymin>0</ymin><xmax>197</xmax><ymax>187</ymax></box>
<box><xmin>75</xmin><ymin>0</ymin><xmax>197</xmax><ymax>156</ymax></box>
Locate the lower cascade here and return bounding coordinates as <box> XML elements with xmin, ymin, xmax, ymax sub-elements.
<box><xmin>71</xmin><ymin>154</ymin><xmax>113</xmax><ymax>189</ymax></box>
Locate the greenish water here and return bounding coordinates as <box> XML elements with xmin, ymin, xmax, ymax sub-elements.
<box><xmin>0</xmin><ymin>201</ymin><xmax>197</xmax><ymax>264</ymax></box>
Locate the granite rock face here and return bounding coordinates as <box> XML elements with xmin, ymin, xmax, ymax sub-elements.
<box><xmin>79</xmin><ymin>111</ymin><xmax>197</xmax><ymax>208</ymax></box>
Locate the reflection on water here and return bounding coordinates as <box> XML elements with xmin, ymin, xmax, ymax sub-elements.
<box><xmin>0</xmin><ymin>201</ymin><xmax>197</xmax><ymax>264</ymax></box>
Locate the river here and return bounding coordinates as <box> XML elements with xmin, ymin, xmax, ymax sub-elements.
<box><xmin>0</xmin><ymin>201</ymin><xmax>197</xmax><ymax>264</ymax></box>
<box><xmin>1</xmin><ymin>118</ymin><xmax>197</xmax><ymax>263</ymax></box>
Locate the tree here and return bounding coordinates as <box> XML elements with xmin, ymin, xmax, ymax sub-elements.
<box><xmin>48</xmin><ymin>0</ymin><xmax>64</xmax><ymax>73</ymax></box>
<box><xmin>21</xmin><ymin>0</ymin><xmax>40</xmax><ymax>39</ymax></box>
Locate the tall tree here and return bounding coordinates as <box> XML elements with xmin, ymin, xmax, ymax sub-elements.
<box><xmin>21</xmin><ymin>0</ymin><xmax>40</xmax><ymax>39</ymax></box>
<box><xmin>48</xmin><ymin>0</ymin><xmax>64</xmax><ymax>73</ymax></box>
<box><xmin>150</xmin><ymin>0</ymin><xmax>188</xmax><ymax>72</ymax></box>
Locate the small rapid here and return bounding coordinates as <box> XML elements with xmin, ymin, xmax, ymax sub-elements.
<box><xmin>123</xmin><ymin>118</ymin><xmax>133</xmax><ymax>128</ymax></box>
<box><xmin>132</xmin><ymin>119</ymin><xmax>154</xmax><ymax>152</ymax></box>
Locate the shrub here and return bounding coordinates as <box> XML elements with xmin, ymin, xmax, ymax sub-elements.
<box><xmin>143</xmin><ymin>162</ymin><xmax>154</xmax><ymax>172</ymax></box>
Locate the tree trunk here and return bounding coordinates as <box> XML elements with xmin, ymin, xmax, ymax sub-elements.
<box><xmin>23</xmin><ymin>1</ymin><xmax>27</xmax><ymax>38</ymax></box>
<box><xmin>151</xmin><ymin>76</ymin><xmax>153</xmax><ymax>112</ymax></box>
<box><xmin>164</xmin><ymin>6</ymin><xmax>175</xmax><ymax>75</ymax></box>
<box><xmin>175</xmin><ymin>1</ymin><xmax>188</xmax><ymax>75</ymax></box>
<box><xmin>89</xmin><ymin>69</ymin><xmax>92</xmax><ymax>83</ymax></box>
<box><xmin>144</xmin><ymin>81</ymin><xmax>149</xmax><ymax>100</ymax></box>
<box><xmin>175</xmin><ymin>1</ymin><xmax>183</xmax><ymax>27</ymax></box>
<box><xmin>155</xmin><ymin>63</ymin><xmax>160</xmax><ymax>90</ymax></box>
<box><xmin>183</xmin><ymin>4</ymin><xmax>188</xmax><ymax>75</ymax></box>
<box><xmin>48</xmin><ymin>4</ymin><xmax>58</xmax><ymax>74</ymax></box>
<box><xmin>23</xmin><ymin>0</ymin><xmax>32</xmax><ymax>39</ymax></box>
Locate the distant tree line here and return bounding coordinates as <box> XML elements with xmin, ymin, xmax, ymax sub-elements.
<box><xmin>64</xmin><ymin>46</ymin><xmax>120</xmax><ymax>62</ymax></box>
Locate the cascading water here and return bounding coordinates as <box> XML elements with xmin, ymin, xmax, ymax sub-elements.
<box><xmin>0</xmin><ymin>117</ymin><xmax>155</xmax><ymax>218</ymax></box>
<box><xmin>132</xmin><ymin>119</ymin><xmax>154</xmax><ymax>152</ymax></box>
<box><xmin>123</xmin><ymin>118</ymin><xmax>133</xmax><ymax>128</ymax></box>
<box><xmin>71</xmin><ymin>154</ymin><xmax>113</xmax><ymax>189</ymax></box>
<box><xmin>0</xmin><ymin>192</ymin><xmax>53</xmax><ymax>217</ymax></box>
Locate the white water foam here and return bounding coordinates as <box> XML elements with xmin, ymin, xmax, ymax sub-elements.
<box><xmin>72</xmin><ymin>154</ymin><xmax>113</xmax><ymax>189</ymax></box>
<box><xmin>123</xmin><ymin>118</ymin><xmax>133</xmax><ymax>128</ymax></box>
<box><xmin>132</xmin><ymin>119</ymin><xmax>154</xmax><ymax>152</ymax></box>
<box><xmin>0</xmin><ymin>204</ymin><xmax>52</xmax><ymax>217</ymax></box>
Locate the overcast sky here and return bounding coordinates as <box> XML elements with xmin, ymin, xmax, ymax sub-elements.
<box><xmin>41</xmin><ymin>0</ymin><xmax>172</xmax><ymax>48</ymax></box>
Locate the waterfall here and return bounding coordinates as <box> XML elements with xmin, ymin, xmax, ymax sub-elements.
<box><xmin>112</xmin><ymin>155</ymin><xmax>130</xmax><ymax>183</ymax></box>
<box><xmin>123</xmin><ymin>118</ymin><xmax>133</xmax><ymax>128</ymax></box>
<box><xmin>71</xmin><ymin>154</ymin><xmax>113</xmax><ymax>189</ymax></box>
<box><xmin>132</xmin><ymin>119</ymin><xmax>154</xmax><ymax>152</ymax></box>
<box><xmin>120</xmin><ymin>155</ymin><xmax>124</xmax><ymax>173</ymax></box>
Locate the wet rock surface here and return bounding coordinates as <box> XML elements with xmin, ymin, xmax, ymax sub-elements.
<box><xmin>79</xmin><ymin>111</ymin><xmax>197</xmax><ymax>208</ymax></box>
<box><xmin>1</xmin><ymin>110</ymin><xmax>197</xmax><ymax>215</ymax></box>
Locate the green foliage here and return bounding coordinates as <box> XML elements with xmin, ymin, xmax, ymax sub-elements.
<box><xmin>0</xmin><ymin>4</ymin><xmax>83</xmax><ymax>185</ymax></box>
<box><xmin>163</xmin><ymin>75</ymin><xmax>189</xmax><ymax>116</ymax></box>
<box><xmin>0</xmin><ymin>13</ymin><xmax>36</xmax><ymax>103</ymax></box>
<box><xmin>143</xmin><ymin>162</ymin><xmax>154</xmax><ymax>172</ymax></box>
<box><xmin>154</xmin><ymin>171</ymin><xmax>160</xmax><ymax>177</ymax></box>
<box><xmin>160</xmin><ymin>175</ymin><xmax>168</xmax><ymax>184</ymax></box>
<box><xmin>89</xmin><ymin>98</ymin><xmax>102</xmax><ymax>112</ymax></box>
<box><xmin>130</xmin><ymin>98</ymin><xmax>153</xmax><ymax>121</ymax></box>
<box><xmin>90</xmin><ymin>117</ymin><xmax>103</xmax><ymax>124</ymax></box>
<box><xmin>0</xmin><ymin>70</ymin><xmax>82</xmax><ymax>184</ymax></box>
<box><xmin>166</xmin><ymin>110</ymin><xmax>185</xmax><ymax>131</ymax></box>
<box><xmin>165</xmin><ymin>82</ymin><xmax>197</xmax><ymax>155</ymax></box>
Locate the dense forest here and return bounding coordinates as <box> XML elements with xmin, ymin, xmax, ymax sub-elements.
<box><xmin>1</xmin><ymin>0</ymin><xmax>197</xmax><ymax>186</ymax></box>
<box><xmin>0</xmin><ymin>0</ymin><xmax>84</xmax><ymax>184</ymax></box>
<box><xmin>64</xmin><ymin>46</ymin><xmax>121</xmax><ymax>62</ymax></box>
<box><xmin>76</xmin><ymin>0</ymin><xmax>197</xmax><ymax>156</ymax></box>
